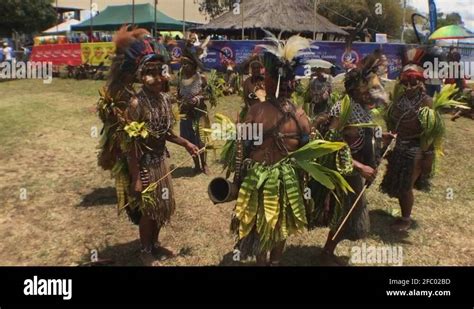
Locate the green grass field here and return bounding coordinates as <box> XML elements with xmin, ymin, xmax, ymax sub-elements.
<box><xmin>0</xmin><ymin>78</ymin><xmax>472</xmax><ymax>266</ymax></box>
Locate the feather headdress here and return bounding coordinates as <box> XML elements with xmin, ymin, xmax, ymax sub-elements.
<box><xmin>113</xmin><ymin>25</ymin><xmax>154</xmax><ymax>74</ymax></box>
<box><xmin>257</xmin><ymin>29</ymin><xmax>312</xmax><ymax>98</ymax></box>
<box><xmin>182</xmin><ymin>33</ymin><xmax>211</xmax><ymax>71</ymax></box>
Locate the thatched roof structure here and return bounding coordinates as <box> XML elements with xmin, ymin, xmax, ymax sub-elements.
<box><xmin>194</xmin><ymin>0</ymin><xmax>348</xmax><ymax>38</ymax></box>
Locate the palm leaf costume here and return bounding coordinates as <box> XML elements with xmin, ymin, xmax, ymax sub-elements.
<box><xmin>230</xmin><ymin>31</ymin><xmax>352</xmax><ymax>258</ymax></box>
<box><xmin>233</xmin><ymin>140</ymin><xmax>351</xmax><ymax>257</ymax></box>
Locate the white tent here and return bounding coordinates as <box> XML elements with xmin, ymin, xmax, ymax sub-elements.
<box><xmin>42</xmin><ymin>19</ymin><xmax>81</xmax><ymax>34</ymax></box>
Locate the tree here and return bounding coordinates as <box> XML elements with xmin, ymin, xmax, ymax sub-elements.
<box><xmin>197</xmin><ymin>0</ymin><xmax>233</xmax><ymax>19</ymax></box>
<box><xmin>0</xmin><ymin>0</ymin><xmax>56</xmax><ymax>36</ymax></box>
<box><xmin>317</xmin><ymin>0</ymin><xmax>406</xmax><ymax>39</ymax></box>
<box><xmin>437</xmin><ymin>12</ymin><xmax>464</xmax><ymax>29</ymax></box>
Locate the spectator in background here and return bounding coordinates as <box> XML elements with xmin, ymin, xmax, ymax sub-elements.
<box><xmin>3</xmin><ymin>42</ymin><xmax>13</xmax><ymax>63</ymax></box>
<box><xmin>424</xmin><ymin>46</ymin><xmax>445</xmax><ymax>97</ymax></box>
<box><xmin>445</xmin><ymin>50</ymin><xmax>466</xmax><ymax>92</ymax></box>
<box><xmin>21</xmin><ymin>46</ymin><xmax>31</xmax><ymax>62</ymax></box>
<box><xmin>362</xmin><ymin>28</ymin><xmax>372</xmax><ymax>42</ymax></box>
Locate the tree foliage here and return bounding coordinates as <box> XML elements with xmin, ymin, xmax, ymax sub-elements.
<box><xmin>317</xmin><ymin>0</ymin><xmax>405</xmax><ymax>38</ymax></box>
<box><xmin>437</xmin><ymin>12</ymin><xmax>464</xmax><ymax>29</ymax></box>
<box><xmin>197</xmin><ymin>0</ymin><xmax>233</xmax><ymax>19</ymax></box>
<box><xmin>0</xmin><ymin>0</ymin><xmax>56</xmax><ymax>35</ymax></box>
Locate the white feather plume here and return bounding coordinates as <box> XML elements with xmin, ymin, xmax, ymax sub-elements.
<box><xmin>284</xmin><ymin>34</ymin><xmax>311</xmax><ymax>62</ymax></box>
<box><xmin>333</xmin><ymin>73</ymin><xmax>346</xmax><ymax>84</ymax></box>
<box><xmin>258</xmin><ymin>29</ymin><xmax>310</xmax><ymax>63</ymax></box>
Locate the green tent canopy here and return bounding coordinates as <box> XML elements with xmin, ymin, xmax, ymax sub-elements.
<box><xmin>71</xmin><ymin>3</ymin><xmax>199</xmax><ymax>32</ymax></box>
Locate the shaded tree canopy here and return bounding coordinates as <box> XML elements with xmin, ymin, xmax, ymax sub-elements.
<box><xmin>197</xmin><ymin>0</ymin><xmax>233</xmax><ymax>19</ymax></box>
<box><xmin>437</xmin><ymin>12</ymin><xmax>464</xmax><ymax>28</ymax></box>
<box><xmin>317</xmin><ymin>0</ymin><xmax>405</xmax><ymax>38</ymax></box>
<box><xmin>0</xmin><ymin>0</ymin><xmax>56</xmax><ymax>35</ymax></box>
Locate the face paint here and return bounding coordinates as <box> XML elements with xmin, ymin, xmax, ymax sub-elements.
<box><xmin>144</xmin><ymin>75</ymin><xmax>156</xmax><ymax>85</ymax></box>
<box><xmin>367</xmin><ymin>73</ymin><xmax>389</xmax><ymax>107</ymax></box>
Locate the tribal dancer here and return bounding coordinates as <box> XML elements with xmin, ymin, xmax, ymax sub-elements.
<box><xmin>313</xmin><ymin>53</ymin><xmax>390</xmax><ymax>265</ymax></box>
<box><xmin>178</xmin><ymin>40</ymin><xmax>211</xmax><ymax>175</ymax></box>
<box><xmin>97</xmin><ymin>27</ymin><xmax>199</xmax><ymax>266</ymax></box>
<box><xmin>309</xmin><ymin>67</ymin><xmax>333</xmax><ymax>117</ymax></box>
<box><xmin>380</xmin><ymin>48</ymin><xmax>435</xmax><ymax>232</ymax></box>
<box><xmin>230</xmin><ymin>33</ymin><xmax>314</xmax><ymax>266</ymax></box>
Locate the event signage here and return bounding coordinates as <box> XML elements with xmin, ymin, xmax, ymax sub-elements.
<box><xmin>32</xmin><ymin>40</ymin><xmax>412</xmax><ymax>79</ymax></box>
<box><xmin>170</xmin><ymin>40</ymin><xmax>408</xmax><ymax>79</ymax></box>
<box><xmin>30</xmin><ymin>43</ymin><xmax>82</xmax><ymax>66</ymax></box>
<box><xmin>81</xmin><ymin>43</ymin><xmax>116</xmax><ymax>66</ymax></box>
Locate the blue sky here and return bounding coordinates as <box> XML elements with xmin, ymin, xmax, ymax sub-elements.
<box><xmin>408</xmin><ymin>0</ymin><xmax>474</xmax><ymax>30</ymax></box>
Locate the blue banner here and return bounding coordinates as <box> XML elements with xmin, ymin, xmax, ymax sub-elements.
<box><xmin>429</xmin><ymin>0</ymin><xmax>438</xmax><ymax>33</ymax></box>
<box><xmin>169</xmin><ymin>40</ymin><xmax>409</xmax><ymax>80</ymax></box>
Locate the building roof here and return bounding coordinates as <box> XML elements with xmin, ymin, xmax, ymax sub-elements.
<box><xmin>196</xmin><ymin>0</ymin><xmax>347</xmax><ymax>36</ymax></box>
<box><xmin>71</xmin><ymin>3</ymin><xmax>199</xmax><ymax>32</ymax></box>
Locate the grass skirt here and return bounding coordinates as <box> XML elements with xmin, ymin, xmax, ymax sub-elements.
<box><xmin>126</xmin><ymin>154</ymin><xmax>176</xmax><ymax>226</ymax></box>
<box><xmin>380</xmin><ymin>139</ymin><xmax>431</xmax><ymax>199</ymax></box>
<box><xmin>310</xmin><ymin>174</ymin><xmax>370</xmax><ymax>241</ymax></box>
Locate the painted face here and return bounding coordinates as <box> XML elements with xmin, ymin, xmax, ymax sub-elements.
<box><xmin>142</xmin><ymin>63</ymin><xmax>166</xmax><ymax>92</ymax></box>
<box><xmin>365</xmin><ymin>72</ymin><xmax>389</xmax><ymax>107</ymax></box>
<box><xmin>401</xmin><ymin>76</ymin><xmax>424</xmax><ymax>98</ymax></box>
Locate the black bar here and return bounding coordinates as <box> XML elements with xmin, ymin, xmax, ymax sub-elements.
<box><xmin>0</xmin><ymin>267</ymin><xmax>471</xmax><ymax>306</ymax></box>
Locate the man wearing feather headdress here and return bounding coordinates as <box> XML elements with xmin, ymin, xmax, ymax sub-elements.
<box><xmin>313</xmin><ymin>50</ymin><xmax>390</xmax><ymax>265</ymax></box>
<box><xmin>177</xmin><ymin>34</ymin><xmax>211</xmax><ymax>175</ymax></box>
<box><xmin>97</xmin><ymin>26</ymin><xmax>200</xmax><ymax>266</ymax></box>
<box><xmin>230</xmin><ymin>32</ymin><xmax>313</xmax><ymax>266</ymax></box>
<box><xmin>380</xmin><ymin>47</ymin><xmax>435</xmax><ymax>233</ymax></box>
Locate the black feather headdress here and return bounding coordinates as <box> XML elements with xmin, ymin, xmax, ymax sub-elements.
<box><xmin>257</xmin><ymin>29</ymin><xmax>312</xmax><ymax>98</ymax></box>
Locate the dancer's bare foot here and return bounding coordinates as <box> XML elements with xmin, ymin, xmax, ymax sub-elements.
<box><xmin>391</xmin><ymin>218</ymin><xmax>412</xmax><ymax>232</ymax></box>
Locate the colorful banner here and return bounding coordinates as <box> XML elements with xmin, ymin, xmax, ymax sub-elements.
<box><xmin>81</xmin><ymin>42</ymin><xmax>115</xmax><ymax>66</ymax></box>
<box><xmin>30</xmin><ymin>40</ymin><xmax>413</xmax><ymax>78</ymax></box>
<box><xmin>170</xmin><ymin>40</ymin><xmax>409</xmax><ymax>79</ymax></box>
<box><xmin>30</xmin><ymin>43</ymin><xmax>82</xmax><ymax>66</ymax></box>
<box><xmin>307</xmin><ymin>41</ymin><xmax>407</xmax><ymax>79</ymax></box>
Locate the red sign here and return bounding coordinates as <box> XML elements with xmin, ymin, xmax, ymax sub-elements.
<box><xmin>31</xmin><ymin>44</ymin><xmax>82</xmax><ymax>66</ymax></box>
